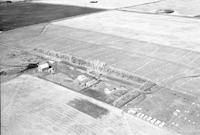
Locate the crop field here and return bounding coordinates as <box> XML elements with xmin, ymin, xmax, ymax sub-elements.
<box><xmin>39</xmin><ymin>38</ymin><xmax>154</xmax><ymax>73</ymax></box>
<box><xmin>0</xmin><ymin>2</ymin><xmax>103</xmax><ymax>31</ymax></box>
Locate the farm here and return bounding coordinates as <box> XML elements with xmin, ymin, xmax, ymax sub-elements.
<box><xmin>33</xmin><ymin>48</ymin><xmax>200</xmax><ymax>135</ymax></box>
<box><xmin>1</xmin><ymin>1</ymin><xmax>200</xmax><ymax>135</ymax></box>
<box><xmin>2</xmin><ymin>45</ymin><xmax>198</xmax><ymax>135</ymax></box>
<box><xmin>2</xmin><ymin>22</ymin><xmax>198</xmax><ymax>96</ymax></box>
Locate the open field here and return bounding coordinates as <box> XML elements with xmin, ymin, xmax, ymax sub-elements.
<box><xmin>52</xmin><ymin>10</ymin><xmax>200</xmax><ymax>51</ymax></box>
<box><xmin>32</xmin><ymin>0</ymin><xmax>158</xmax><ymax>9</ymax></box>
<box><xmin>1</xmin><ymin>74</ymin><xmax>179</xmax><ymax>135</ymax></box>
<box><xmin>121</xmin><ymin>0</ymin><xmax>200</xmax><ymax>17</ymax></box>
<box><xmin>0</xmin><ymin>2</ymin><xmax>103</xmax><ymax>31</ymax></box>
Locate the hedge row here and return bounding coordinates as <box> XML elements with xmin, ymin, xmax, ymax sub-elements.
<box><xmin>33</xmin><ymin>48</ymin><xmax>147</xmax><ymax>84</ymax></box>
<box><xmin>113</xmin><ymin>91</ymin><xmax>141</xmax><ymax>108</ymax></box>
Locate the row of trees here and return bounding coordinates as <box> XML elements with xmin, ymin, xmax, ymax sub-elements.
<box><xmin>34</xmin><ymin>48</ymin><xmax>147</xmax><ymax>84</ymax></box>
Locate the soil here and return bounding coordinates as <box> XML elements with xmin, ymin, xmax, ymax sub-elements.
<box><xmin>0</xmin><ymin>2</ymin><xmax>103</xmax><ymax>31</ymax></box>
<box><xmin>68</xmin><ymin>98</ymin><xmax>109</xmax><ymax>118</ymax></box>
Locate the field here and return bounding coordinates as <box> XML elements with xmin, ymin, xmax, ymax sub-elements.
<box><xmin>1</xmin><ymin>22</ymin><xmax>199</xmax><ymax>96</ymax></box>
<box><xmin>0</xmin><ymin>2</ymin><xmax>103</xmax><ymax>31</ymax></box>
<box><xmin>121</xmin><ymin>0</ymin><xmax>200</xmax><ymax>17</ymax></box>
<box><xmin>1</xmin><ymin>1</ymin><xmax>200</xmax><ymax>135</ymax></box>
<box><xmin>124</xmin><ymin>88</ymin><xmax>200</xmax><ymax>134</ymax></box>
